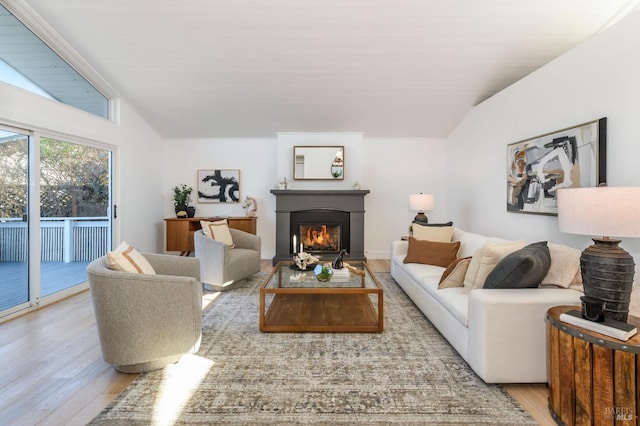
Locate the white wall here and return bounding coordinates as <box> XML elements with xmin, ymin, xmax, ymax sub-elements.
<box><xmin>446</xmin><ymin>10</ymin><xmax>640</xmax><ymax>262</ymax></box>
<box><xmin>163</xmin><ymin>138</ymin><xmax>277</xmax><ymax>257</ymax></box>
<box><xmin>163</xmin><ymin>134</ymin><xmax>448</xmax><ymax>259</ymax></box>
<box><xmin>0</xmin><ymin>83</ymin><xmax>165</xmax><ymax>253</ymax></box>
<box><xmin>363</xmin><ymin>137</ymin><xmax>448</xmax><ymax>258</ymax></box>
<box><xmin>276</xmin><ymin>132</ymin><xmax>364</xmax><ymax>191</ymax></box>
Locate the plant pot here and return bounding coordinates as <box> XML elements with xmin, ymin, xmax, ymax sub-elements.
<box><xmin>175</xmin><ymin>203</ymin><xmax>188</xmax><ymax>218</ymax></box>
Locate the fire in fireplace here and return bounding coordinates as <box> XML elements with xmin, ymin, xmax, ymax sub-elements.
<box><xmin>299</xmin><ymin>223</ymin><xmax>340</xmax><ymax>253</ymax></box>
<box><xmin>290</xmin><ymin>209</ymin><xmax>350</xmax><ymax>257</ymax></box>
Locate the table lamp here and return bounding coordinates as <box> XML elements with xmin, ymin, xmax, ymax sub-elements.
<box><xmin>409</xmin><ymin>193</ymin><xmax>434</xmax><ymax>224</ymax></box>
<box><xmin>557</xmin><ymin>186</ymin><xmax>640</xmax><ymax>322</ymax></box>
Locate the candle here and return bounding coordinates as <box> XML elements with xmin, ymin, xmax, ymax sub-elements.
<box><xmin>300</xmin><ymin>243</ymin><xmax>304</xmax><ymax>254</ymax></box>
<box><xmin>293</xmin><ymin>235</ymin><xmax>297</xmax><ymax>254</ymax></box>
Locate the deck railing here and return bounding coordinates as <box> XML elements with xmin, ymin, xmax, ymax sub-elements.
<box><xmin>0</xmin><ymin>217</ymin><xmax>110</xmax><ymax>262</ymax></box>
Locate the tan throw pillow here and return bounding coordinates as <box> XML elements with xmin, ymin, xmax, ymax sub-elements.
<box><xmin>438</xmin><ymin>257</ymin><xmax>472</xmax><ymax>289</ymax></box>
<box><xmin>106</xmin><ymin>241</ymin><xmax>156</xmax><ymax>274</ymax></box>
<box><xmin>412</xmin><ymin>223</ymin><xmax>454</xmax><ymax>242</ymax></box>
<box><xmin>462</xmin><ymin>240</ymin><xmax>526</xmax><ymax>292</ymax></box>
<box><xmin>403</xmin><ymin>237</ymin><xmax>461</xmax><ymax>267</ymax></box>
<box><xmin>201</xmin><ymin>219</ymin><xmax>235</xmax><ymax>248</ymax></box>
<box><xmin>541</xmin><ymin>243</ymin><xmax>581</xmax><ymax>288</ymax></box>
<box><xmin>462</xmin><ymin>247</ymin><xmax>483</xmax><ymax>290</ymax></box>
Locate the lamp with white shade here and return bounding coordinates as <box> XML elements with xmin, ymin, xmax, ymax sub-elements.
<box><xmin>557</xmin><ymin>186</ymin><xmax>640</xmax><ymax>322</ymax></box>
<box><xmin>409</xmin><ymin>193</ymin><xmax>434</xmax><ymax>224</ymax></box>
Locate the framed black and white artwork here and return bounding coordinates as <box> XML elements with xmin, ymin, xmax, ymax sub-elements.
<box><xmin>506</xmin><ymin>118</ymin><xmax>606</xmax><ymax>216</ymax></box>
<box><xmin>197</xmin><ymin>169</ymin><xmax>240</xmax><ymax>203</ymax></box>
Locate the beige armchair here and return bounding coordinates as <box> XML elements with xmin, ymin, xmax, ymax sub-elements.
<box><xmin>86</xmin><ymin>253</ymin><xmax>202</xmax><ymax>373</ymax></box>
<box><xmin>194</xmin><ymin>228</ymin><xmax>261</xmax><ymax>291</ymax></box>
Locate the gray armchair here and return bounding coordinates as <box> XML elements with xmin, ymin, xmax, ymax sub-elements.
<box><xmin>86</xmin><ymin>253</ymin><xmax>202</xmax><ymax>373</ymax></box>
<box><xmin>194</xmin><ymin>228</ymin><xmax>261</xmax><ymax>291</ymax></box>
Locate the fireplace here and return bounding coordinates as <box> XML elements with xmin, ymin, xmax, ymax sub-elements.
<box><xmin>271</xmin><ymin>189</ymin><xmax>369</xmax><ymax>264</ymax></box>
<box><xmin>291</xmin><ymin>210</ymin><xmax>350</xmax><ymax>255</ymax></box>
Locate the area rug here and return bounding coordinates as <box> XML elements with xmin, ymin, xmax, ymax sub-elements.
<box><xmin>91</xmin><ymin>272</ymin><xmax>536</xmax><ymax>425</ymax></box>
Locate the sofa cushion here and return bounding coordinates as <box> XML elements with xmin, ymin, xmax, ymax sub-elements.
<box><xmin>393</xmin><ymin>254</ymin><xmax>445</xmax><ymax>284</ymax></box>
<box><xmin>438</xmin><ymin>257</ymin><xmax>472</xmax><ymax>289</ymax></box>
<box><xmin>432</xmin><ymin>287</ymin><xmax>470</xmax><ymax>327</ymax></box>
<box><xmin>403</xmin><ymin>237</ymin><xmax>460</xmax><ymax>267</ymax></box>
<box><xmin>462</xmin><ymin>239</ymin><xmax>526</xmax><ymax>292</ymax></box>
<box><xmin>200</xmin><ymin>219</ymin><xmax>235</xmax><ymax>248</ymax></box>
<box><xmin>106</xmin><ymin>241</ymin><xmax>156</xmax><ymax>274</ymax></box>
<box><xmin>412</xmin><ymin>223</ymin><xmax>454</xmax><ymax>242</ymax></box>
<box><xmin>400</xmin><ymin>262</ymin><xmax>469</xmax><ymax>327</ymax></box>
<box><xmin>483</xmin><ymin>241</ymin><xmax>551</xmax><ymax>289</ymax></box>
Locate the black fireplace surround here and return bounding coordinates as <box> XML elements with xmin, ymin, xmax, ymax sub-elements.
<box><xmin>271</xmin><ymin>189</ymin><xmax>369</xmax><ymax>265</ymax></box>
<box><xmin>291</xmin><ymin>210</ymin><xmax>350</xmax><ymax>254</ymax></box>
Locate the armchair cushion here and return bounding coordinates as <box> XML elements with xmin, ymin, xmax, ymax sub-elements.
<box><xmin>106</xmin><ymin>241</ymin><xmax>156</xmax><ymax>274</ymax></box>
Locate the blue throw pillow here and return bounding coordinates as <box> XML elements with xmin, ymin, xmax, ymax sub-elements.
<box><xmin>483</xmin><ymin>241</ymin><xmax>551</xmax><ymax>289</ymax></box>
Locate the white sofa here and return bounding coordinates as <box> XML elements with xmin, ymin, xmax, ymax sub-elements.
<box><xmin>390</xmin><ymin>228</ymin><xmax>582</xmax><ymax>383</ymax></box>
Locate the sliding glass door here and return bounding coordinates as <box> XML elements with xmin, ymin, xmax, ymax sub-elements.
<box><xmin>40</xmin><ymin>137</ymin><xmax>112</xmax><ymax>297</ymax></box>
<box><xmin>0</xmin><ymin>126</ymin><xmax>113</xmax><ymax>316</ymax></box>
<box><xmin>0</xmin><ymin>129</ymin><xmax>29</xmax><ymax>313</ymax></box>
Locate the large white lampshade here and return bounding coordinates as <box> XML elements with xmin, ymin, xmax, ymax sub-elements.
<box><xmin>409</xmin><ymin>193</ymin><xmax>434</xmax><ymax>223</ymax></box>
<box><xmin>557</xmin><ymin>187</ymin><xmax>640</xmax><ymax>238</ymax></box>
<box><xmin>557</xmin><ymin>186</ymin><xmax>640</xmax><ymax>322</ymax></box>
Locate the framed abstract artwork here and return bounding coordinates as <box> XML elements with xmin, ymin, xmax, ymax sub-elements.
<box><xmin>506</xmin><ymin>117</ymin><xmax>607</xmax><ymax>216</ymax></box>
<box><xmin>197</xmin><ymin>169</ymin><xmax>240</xmax><ymax>203</ymax></box>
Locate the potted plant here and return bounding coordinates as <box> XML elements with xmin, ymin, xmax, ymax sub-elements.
<box><xmin>314</xmin><ymin>263</ymin><xmax>333</xmax><ymax>282</ymax></box>
<box><xmin>172</xmin><ymin>184</ymin><xmax>195</xmax><ymax>217</ymax></box>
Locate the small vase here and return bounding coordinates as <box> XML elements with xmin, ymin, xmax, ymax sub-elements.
<box><xmin>186</xmin><ymin>206</ymin><xmax>196</xmax><ymax>218</ymax></box>
<box><xmin>317</xmin><ymin>274</ymin><xmax>332</xmax><ymax>282</ymax></box>
<box><xmin>175</xmin><ymin>204</ymin><xmax>188</xmax><ymax>218</ymax></box>
<box><xmin>314</xmin><ymin>264</ymin><xmax>333</xmax><ymax>282</ymax></box>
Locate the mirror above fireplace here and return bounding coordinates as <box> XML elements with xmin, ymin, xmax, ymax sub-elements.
<box><xmin>293</xmin><ymin>146</ymin><xmax>344</xmax><ymax>180</ymax></box>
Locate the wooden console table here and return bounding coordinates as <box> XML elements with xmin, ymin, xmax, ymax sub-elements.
<box><xmin>164</xmin><ymin>216</ymin><xmax>257</xmax><ymax>255</ymax></box>
<box><xmin>547</xmin><ymin>306</ymin><xmax>640</xmax><ymax>425</ymax></box>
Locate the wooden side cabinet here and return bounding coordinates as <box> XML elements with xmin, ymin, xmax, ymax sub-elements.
<box><xmin>547</xmin><ymin>306</ymin><xmax>640</xmax><ymax>426</ymax></box>
<box><xmin>164</xmin><ymin>216</ymin><xmax>257</xmax><ymax>255</ymax></box>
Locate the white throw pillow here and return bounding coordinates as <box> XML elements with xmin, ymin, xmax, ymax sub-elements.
<box><xmin>541</xmin><ymin>243</ymin><xmax>581</xmax><ymax>288</ymax></box>
<box><xmin>106</xmin><ymin>241</ymin><xmax>156</xmax><ymax>274</ymax></box>
<box><xmin>412</xmin><ymin>223</ymin><xmax>454</xmax><ymax>242</ymax></box>
<box><xmin>462</xmin><ymin>240</ymin><xmax>526</xmax><ymax>293</ymax></box>
<box><xmin>201</xmin><ymin>219</ymin><xmax>235</xmax><ymax>248</ymax></box>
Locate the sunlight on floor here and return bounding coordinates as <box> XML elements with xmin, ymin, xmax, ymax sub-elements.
<box><xmin>202</xmin><ymin>290</ymin><xmax>222</xmax><ymax>310</ymax></box>
<box><xmin>148</xmin><ymin>290</ymin><xmax>222</xmax><ymax>424</ymax></box>
<box><xmin>152</xmin><ymin>354</ymin><xmax>214</xmax><ymax>425</ymax></box>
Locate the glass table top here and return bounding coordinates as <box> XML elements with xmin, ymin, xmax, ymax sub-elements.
<box><xmin>263</xmin><ymin>261</ymin><xmax>381</xmax><ymax>290</ymax></box>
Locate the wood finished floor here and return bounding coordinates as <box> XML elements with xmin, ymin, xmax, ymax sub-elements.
<box><xmin>0</xmin><ymin>259</ymin><xmax>554</xmax><ymax>425</ymax></box>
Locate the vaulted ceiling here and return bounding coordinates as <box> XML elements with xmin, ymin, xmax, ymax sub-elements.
<box><xmin>19</xmin><ymin>0</ymin><xmax>640</xmax><ymax>138</ymax></box>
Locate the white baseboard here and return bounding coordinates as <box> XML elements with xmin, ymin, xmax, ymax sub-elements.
<box><xmin>364</xmin><ymin>251</ymin><xmax>390</xmax><ymax>259</ymax></box>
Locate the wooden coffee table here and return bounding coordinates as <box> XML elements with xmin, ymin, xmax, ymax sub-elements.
<box><xmin>260</xmin><ymin>261</ymin><xmax>383</xmax><ymax>332</ymax></box>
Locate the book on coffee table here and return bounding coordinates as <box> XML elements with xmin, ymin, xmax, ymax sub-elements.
<box><xmin>331</xmin><ymin>268</ymin><xmax>351</xmax><ymax>282</ymax></box>
<box><xmin>559</xmin><ymin>309</ymin><xmax>637</xmax><ymax>341</ymax></box>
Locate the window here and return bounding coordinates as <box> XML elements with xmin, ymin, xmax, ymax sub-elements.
<box><xmin>0</xmin><ymin>4</ymin><xmax>109</xmax><ymax>118</ymax></box>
